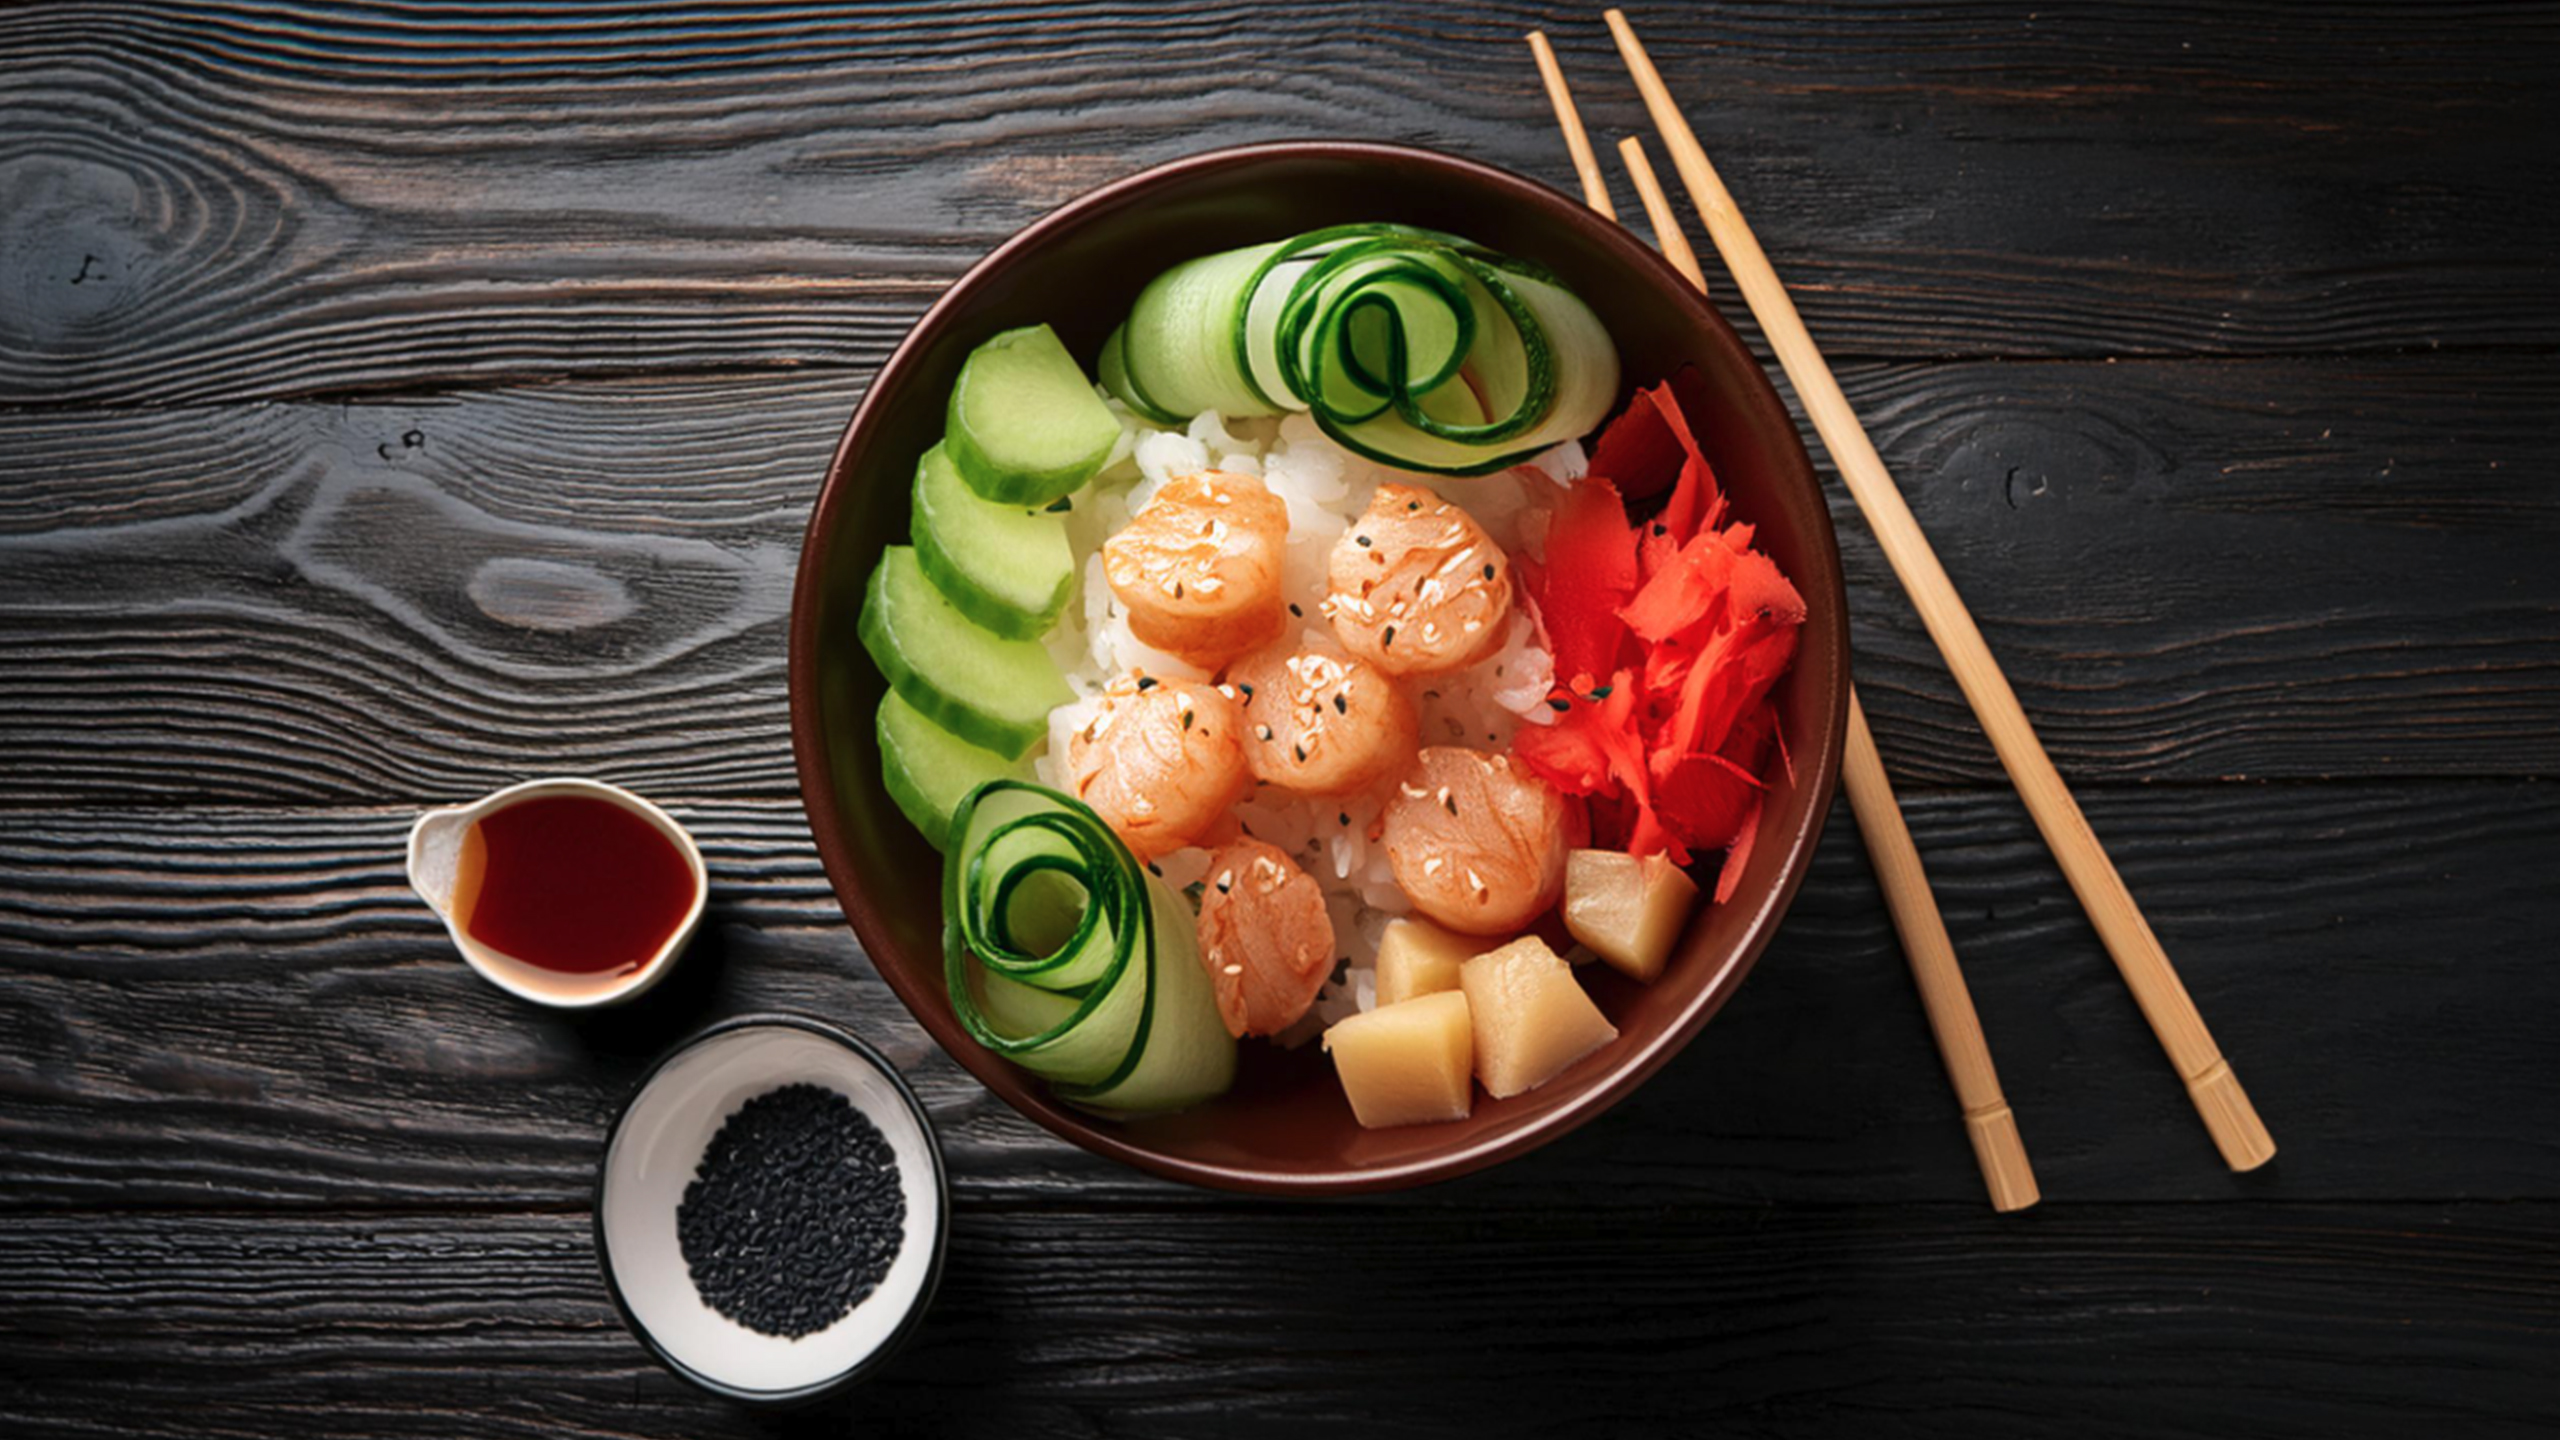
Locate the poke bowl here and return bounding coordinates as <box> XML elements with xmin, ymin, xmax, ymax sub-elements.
<box><xmin>789</xmin><ymin>141</ymin><xmax>1848</xmax><ymax>1194</ymax></box>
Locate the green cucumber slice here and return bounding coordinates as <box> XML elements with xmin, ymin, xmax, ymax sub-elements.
<box><xmin>859</xmin><ymin>546</ymin><xmax>1071</xmax><ymax>760</ymax></box>
<box><xmin>944</xmin><ymin>780</ymin><xmax>1237</xmax><ymax>1114</ymax></box>
<box><xmin>944</xmin><ymin>324</ymin><xmax>1121</xmax><ymax>504</ymax></box>
<box><xmin>1120</xmin><ymin>242</ymin><xmax>1285</xmax><ymax>421</ymax></box>
<box><xmin>1097</xmin><ymin>323</ymin><xmax>1182</xmax><ymax>427</ymax></box>
<box><xmin>910</xmin><ymin>441</ymin><xmax>1075</xmax><ymax>639</ymax></box>
<box><xmin>876</xmin><ymin>688</ymin><xmax>1030</xmax><ymax>850</ymax></box>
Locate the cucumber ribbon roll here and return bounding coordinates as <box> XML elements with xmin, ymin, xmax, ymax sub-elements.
<box><xmin>944</xmin><ymin>780</ymin><xmax>1238</xmax><ymax>1113</ymax></box>
<box><xmin>1100</xmin><ymin>224</ymin><xmax>1620</xmax><ymax>476</ymax></box>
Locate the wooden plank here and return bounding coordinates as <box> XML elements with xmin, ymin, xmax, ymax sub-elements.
<box><xmin>0</xmin><ymin>1203</ymin><xmax>2550</xmax><ymax>1437</ymax></box>
<box><xmin>2</xmin><ymin>781</ymin><xmax>2552</xmax><ymax>1210</ymax></box>
<box><xmin>2</xmin><ymin>2</ymin><xmax>2553</xmax><ymax>405</ymax></box>
<box><xmin>0</xmin><ymin>356</ymin><xmax>2550</xmax><ymax>807</ymax></box>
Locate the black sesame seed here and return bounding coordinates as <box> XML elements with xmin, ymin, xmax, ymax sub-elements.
<box><xmin>1406</xmin><ymin>500</ymin><xmax>1420</xmax><ymax>511</ymax></box>
<box><xmin>1238</xmin><ymin>681</ymin><xmax>1255</xmax><ymax>699</ymax></box>
<box><xmin>1381</xmin><ymin>625</ymin><xmax>1396</xmax><ymax>647</ymax></box>
<box><xmin>675</xmin><ymin>1083</ymin><xmax>904</xmax><ymax>1340</ymax></box>
<box><xmin>1136</xmin><ymin>676</ymin><xmax>1158</xmax><ymax>691</ymax></box>
<box><xmin>1332</xmin><ymin>694</ymin><xmax>1347</xmax><ymax>715</ymax></box>
<box><xmin>1148</xmin><ymin>861</ymin><xmax>1163</xmax><ymax>876</ymax></box>
<box><xmin>1045</xmin><ymin>496</ymin><xmax>1074</xmax><ymax>513</ymax></box>
<box><xmin>1216</xmin><ymin>877</ymin><xmax>1232</xmax><ymax>894</ymax></box>
<box><xmin>1590</xmin><ymin>685</ymin><xmax>1614</xmax><ymax>700</ymax></box>
<box><xmin>1443</xmin><ymin>795</ymin><xmax>1458</xmax><ymax>816</ymax></box>
<box><xmin>1482</xmin><ymin>563</ymin><xmax>1496</xmax><ymax>581</ymax></box>
<box><xmin>1355</xmin><ymin>534</ymin><xmax>1372</xmax><ymax>547</ymax></box>
<box><xmin>1338</xmin><ymin>812</ymin><xmax>1351</xmax><ymax>826</ymax></box>
<box><xmin>1652</xmin><ymin>523</ymin><xmax>1667</xmax><ymax>536</ymax></box>
<box><xmin>1289</xmin><ymin>603</ymin><xmax>1304</xmax><ymax>617</ymax></box>
<box><xmin>1257</xmin><ymin>725</ymin><xmax>1274</xmax><ymax>741</ymax></box>
<box><xmin>1547</xmin><ymin>698</ymin><xmax>1572</xmax><ymax>713</ymax></box>
<box><xmin>1294</xmin><ymin>742</ymin><xmax>1309</xmax><ymax>762</ymax></box>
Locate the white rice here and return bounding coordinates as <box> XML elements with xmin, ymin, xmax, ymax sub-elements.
<box><xmin>1033</xmin><ymin>394</ymin><xmax>1585</xmax><ymax>1041</ymax></box>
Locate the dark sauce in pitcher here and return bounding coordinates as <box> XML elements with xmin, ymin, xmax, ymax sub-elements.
<box><xmin>452</xmin><ymin>794</ymin><xmax>696</xmax><ymax>977</ymax></box>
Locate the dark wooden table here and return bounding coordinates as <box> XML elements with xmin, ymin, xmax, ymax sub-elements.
<box><xmin>4</xmin><ymin>4</ymin><xmax>2555</xmax><ymax>1435</ymax></box>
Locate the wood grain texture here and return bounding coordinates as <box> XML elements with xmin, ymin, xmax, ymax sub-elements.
<box><xmin>1</xmin><ymin>1</ymin><xmax>2554</xmax><ymax>405</ymax></box>
<box><xmin>2</xmin><ymin>781</ymin><xmax>2552</xmax><ymax>1211</ymax></box>
<box><xmin>0</xmin><ymin>1204</ymin><xmax>2552</xmax><ymax>1439</ymax></box>
<box><xmin>2</xmin><ymin>6</ymin><xmax>2554</xmax><ymax>1435</ymax></box>
<box><xmin>0</xmin><ymin>356</ymin><xmax>2550</xmax><ymax>807</ymax></box>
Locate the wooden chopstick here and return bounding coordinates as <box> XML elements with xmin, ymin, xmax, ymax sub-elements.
<box><xmin>1611</xmin><ymin>136</ymin><xmax>2037</xmax><ymax>1213</ymax></box>
<box><xmin>1613</xmin><ymin>137</ymin><xmax>1706</xmax><ymax>295</ymax></box>
<box><xmin>1528</xmin><ymin>31</ymin><xmax>1618</xmax><ymax>221</ymax></box>
<box><xmin>1602</xmin><ymin>7</ymin><xmax>2274</xmax><ymax>1172</ymax></box>
<box><xmin>1530</xmin><ymin>34</ymin><xmax>2035</xmax><ymax>1210</ymax></box>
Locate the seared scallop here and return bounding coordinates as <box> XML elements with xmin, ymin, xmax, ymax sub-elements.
<box><xmin>1324</xmin><ymin>483</ymin><xmax>1512</xmax><ymax>677</ymax></box>
<box><xmin>1103</xmin><ymin>470</ymin><xmax>1290</xmax><ymax>670</ymax></box>
<box><xmin>1062</xmin><ymin>671</ymin><xmax>1251</xmax><ymax>860</ymax></box>
<box><xmin>1195</xmin><ymin>837</ymin><xmax>1337</xmax><ymax>1038</ymax></box>
<box><xmin>1224</xmin><ymin>642</ymin><xmax>1419</xmax><ymax>798</ymax></box>
<box><xmin>1382</xmin><ymin>746</ymin><xmax>1569</xmax><ymax>935</ymax></box>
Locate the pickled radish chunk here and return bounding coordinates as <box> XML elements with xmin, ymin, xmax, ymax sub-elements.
<box><xmin>1373</xmin><ymin>916</ymin><xmax>1484</xmax><ymax>1007</ymax></box>
<box><xmin>1324</xmin><ymin>991</ymin><xmax>1475</xmax><ymax>1129</ymax></box>
<box><xmin>1459</xmin><ymin>935</ymin><xmax>1618</xmax><ymax>1099</ymax></box>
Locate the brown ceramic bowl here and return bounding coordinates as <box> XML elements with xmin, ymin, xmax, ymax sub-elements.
<box><xmin>789</xmin><ymin>141</ymin><xmax>1847</xmax><ymax>1194</ymax></box>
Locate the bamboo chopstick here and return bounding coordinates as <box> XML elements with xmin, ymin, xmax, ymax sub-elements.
<box><xmin>1528</xmin><ymin>31</ymin><xmax>1618</xmax><ymax>221</ymax></box>
<box><xmin>1609</xmin><ymin>137</ymin><xmax>2037</xmax><ymax>1212</ymax></box>
<box><xmin>1613</xmin><ymin>136</ymin><xmax>1706</xmax><ymax>295</ymax></box>
<box><xmin>1533</xmin><ymin>40</ymin><xmax>2036</xmax><ymax>1210</ymax></box>
<box><xmin>1602</xmin><ymin>7</ymin><xmax>2274</xmax><ymax>1172</ymax></box>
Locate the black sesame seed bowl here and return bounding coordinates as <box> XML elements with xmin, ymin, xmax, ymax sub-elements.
<box><xmin>595</xmin><ymin>1014</ymin><xmax>949</xmax><ymax>1406</ymax></box>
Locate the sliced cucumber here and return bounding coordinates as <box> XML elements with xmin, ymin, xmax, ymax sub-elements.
<box><xmin>877</xmin><ymin>688</ymin><xmax>1030</xmax><ymax>850</ymax></box>
<box><xmin>944</xmin><ymin>324</ymin><xmax>1121</xmax><ymax>505</ymax></box>
<box><xmin>859</xmin><ymin>546</ymin><xmax>1071</xmax><ymax>760</ymax></box>
<box><xmin>911</xmin><ymin>441</ymin><xmax>1075</xmax><ymax>639</ymax></box>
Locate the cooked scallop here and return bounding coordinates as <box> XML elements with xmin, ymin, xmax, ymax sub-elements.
<box><xmin>1061</xmin><ymin>671</ymin><xmax>1252</xmax><ymax>860</ymax></box>
<box><xmin>1103</xmin><ymin>469</ymin><xmax>1291</xmax><ymax>670</ymax></box>
<box><xmin>1324</xmin><ymin>482</ymin><xmax>1512</xmax><ymax>676</ymax></box>
<box><xmin>1224</xmin><ymin>642</ymin><xmax>1419</xmax><ymax>798</ymax></box>
<box><xmin>1195</xmin><ymin>837</ymin><xmax>1337</xmax><ymax>1038</ymax></box>
<box><xmin>1382</xmin><ymin>746</ymin><xmax>1570</xmax><ymax>935</ymax></box>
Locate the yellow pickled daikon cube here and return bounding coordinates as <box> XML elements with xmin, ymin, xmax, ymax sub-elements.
<box><xmin>1374</xmin><ymin>917</ymin><xmax>1485</xmax><ymax>1007</ymax></box>
<box><xmin>1563</xmin><ymin>849</ymin><xmax>1700</xmax><ymax>983</ymax></box>
<box><xmin>1459</xmin><ymin>935</ymin><xmax>1619</xmax><ymax>1099</ymax></box>
<box><xmin>1323</xmin><ymin>991</ymin><xmax>1475</xmax><ymax>1129</ymax></box>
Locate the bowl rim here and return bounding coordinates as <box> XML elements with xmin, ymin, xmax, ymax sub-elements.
<box><xmin>591</xmin><ymin>1012</ymin><xmax>952</xmax><ymax>1407</ymax></box>
<box><xmin>788</xmin><ymin>138</ymin><xmax>1847</xmax><ymax>1196</ymax></box>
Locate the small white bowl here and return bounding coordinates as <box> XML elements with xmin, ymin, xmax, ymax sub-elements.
<box><xmin>405</xmin><ymin>777</ymin><xmax>706</xmax><ymax>1008</ymax></box>
<box><xmin>595</xmin><ymin>1015</ymin><xmax>949</xmax><ymax>1405</ymax></box>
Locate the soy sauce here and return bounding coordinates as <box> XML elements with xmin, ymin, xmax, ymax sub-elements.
<box><xmin>452</xmin><ymin>794</ymin><xmax>696</xmax><ymax>977</ymax></box>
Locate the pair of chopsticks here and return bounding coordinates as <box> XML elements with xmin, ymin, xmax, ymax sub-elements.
<box><xmin>1530</xmin><ymin>12</ymin><xmax>2275</xmax><ymax>1210</ymax></box>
